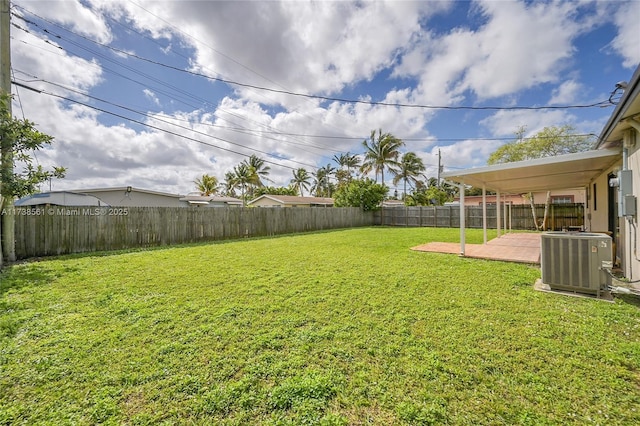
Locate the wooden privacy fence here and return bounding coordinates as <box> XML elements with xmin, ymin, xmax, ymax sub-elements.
<box><xmin>376</xmin><ymin>203</ymin><xmax>584</xmax><ymax>230</ymax></box>
<box><xmin>13</xmin><ymin>206</ymin><xmax>374</xmax><ymax>259</ymax></box>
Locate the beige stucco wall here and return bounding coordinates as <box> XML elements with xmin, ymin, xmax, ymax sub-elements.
<box><xmin>83</xmin><ymin>190</ymin><xmax>183</xmax><ymax>207</ymax></box>
<box><xmin>587</xmin><ymin>129</ymin><xmax>640</xmax><ymax>279</ymax></box>
<box><xmin>623</xmin><ymin>130</ymin><xmax>640</xmax><ymax>279</ymax></box>
<box><xmin>459</xmin><ymin>189</ymin><xmax>585</xmax><ymax>206</ymax></box>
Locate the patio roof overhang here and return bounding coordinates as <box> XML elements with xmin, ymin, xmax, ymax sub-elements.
<box><xmin>441</xmin><ymin>148</ymin><xmax>621</xmax><ymax>194</ymax></box>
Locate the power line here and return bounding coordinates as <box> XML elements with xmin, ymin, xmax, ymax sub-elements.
<box><xmin>12</xmin><ymin>81</ymin><xmax>316</xmax><ymax>172</ymax></box>
<box><xmin>12</xmin><ymin>4</ymin><xmax>614</xmax><ymax>112</ymax></box>
<box><xmin>11</xmin><ymin>17</ymin><xmax>338</xmax><ymax>156</ymax></box>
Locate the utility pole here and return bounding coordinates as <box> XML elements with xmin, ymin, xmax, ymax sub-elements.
<box><xmin>0</xmin><ymin>0</ymin><xmax>13</xmax><ymax>264</ymax></box>
<box><xmin>437</xmin><ymin>149</ymin><xmax>442</xmax><ymax>187</ymax></box>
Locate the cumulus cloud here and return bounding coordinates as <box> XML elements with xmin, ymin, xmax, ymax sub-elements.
<box><xmin>9</xmin><ymin>0</ymin><xmax>634</xmax><ymax>193</ymax></box>
<box><xmin>610</xmin><ymin>0</ymin><xmax>640</xmax><ymax>68</ymax></box>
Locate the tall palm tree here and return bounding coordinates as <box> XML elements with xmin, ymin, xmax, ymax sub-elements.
<box><xmin>312</xmin><ymin>164</ymin><xmax>335</xmax><ymax>197</ymax></box>
<box><xmin>242</xmin><ymin>155</ymin><xmax>271</xmax><ymax>187</ymax></box>
<box><xmin>193</xmin><ymin>174</ymin><xmax>219</xmax><ymax>196</ymax></box>
<box><xmin>333</xmin><ymin>152</ymin><xmax>361</xmax><ymax>184</ymax></box>
<box><xmin>223</xmin><ymin>171</ymin><xmax>238</xmax><ymax>197</ymax></box>
<box><xmin>360</xmin><ymin>129</ymin><xmax>404</xmax><ymax>185</ymax></box>
<box><xmin>290</xmin><ymin>168</ymin><xmax>311</xmax><ymax>197</ymax></box>
<box><xmin>391</xmin><ymin>152</ymin><xmax>426</xmax><ymax>199</ymax></box>
<box><xmin>233</xmin><ymin>163</ymin><xmax>254</xmax><ymax>206</ymax></box>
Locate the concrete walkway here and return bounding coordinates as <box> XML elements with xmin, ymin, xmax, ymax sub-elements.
<box><xmin>411</xmin><ymin>233</ymin><xmax>541</xmax><ymax>264</ymax></box>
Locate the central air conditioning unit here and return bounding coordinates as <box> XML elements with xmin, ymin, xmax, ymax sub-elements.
<box><xmin>540</xmin><ymin>232</ymin><xmax>613</xmax><ymax>298</ymax></box>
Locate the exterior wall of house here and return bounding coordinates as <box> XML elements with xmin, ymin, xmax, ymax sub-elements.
<box><xmin>82</xmin><ymin>189</ymin><xmax>183</xmax><ymax>207</ymax></box>
<box><xmin>586</xmin><ymin>167</ymin><xmax>617</xmax><ymax>233</ymax></box>
<box><xmin>457</xmin><ymin>189</ymin><xmax>585</xmax><ymax>206</ymax></box>
<box><xmin>250</xmin><ymin>198</ymin><xmax>311</xmax><ymax>207</ymax></box>
<box><xmin>623</xmin><ymin>130</ymin><xmax>640</xmax><ymax>279</ymax></box>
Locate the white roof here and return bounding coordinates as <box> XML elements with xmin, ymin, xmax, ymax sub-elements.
<box><xmin>441</xmin><ymin>149</ymin><xmax>620</xmax><ymax>193</ymax></box>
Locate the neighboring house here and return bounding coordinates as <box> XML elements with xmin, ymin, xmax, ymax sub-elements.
<box><xmin>69</xmin><ymin>187</ymin><xmax>242</xmax><ymax>208</ymax></box>
<box><xmin>76</xmin><ymin>187</ymin><xmax>184</xmax><ymax>207</ymax></box>
<box><xmin>382</xmin><ymin>199</ymin><xmax>406</xmax><ymax>207</ymax></box>
<box><xmin>442</xmin><ymin>63</ymin><xmax>640</xmax><ymax>281</ymax></box>
<box><xmin>15</xmin><ymin>191</ymin><xmax>108</xmax><ymax>207</ymax></box>
<box><xmin>248</xmin><ymin>195</ymin><xmax>334</xmax><ymax>207</ymax></box>
<box><xmin>454</xmin><ymin>189</ymin><xmax>585</xmax><ymax>206</ymax></box>
<box><xmin>179</xmin><ymin>194</ymin><xmax>243</xmax><ymax>207</ymax></box>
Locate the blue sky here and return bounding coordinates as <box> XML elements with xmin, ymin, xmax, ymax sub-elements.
<box><xmin>9</xmin><ymin>0</ymin><xmax>640</xmax><ymax>195</ymax></box>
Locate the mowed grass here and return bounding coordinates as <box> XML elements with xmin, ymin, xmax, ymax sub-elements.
<box><xmin>1</xmin><ymin>227</ymin><xmax>639</xmax><ymax>425</ymax></box>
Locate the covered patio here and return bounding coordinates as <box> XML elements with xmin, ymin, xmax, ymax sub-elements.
<box><xmin>418</xmin><ymin>148</ymin><xmax>620</xmax><ymax>263</ymax></box>
<box><xmin>412</xmin><ymin>233</ymin><xmax>541</xmax><ymax>264</ymax></box>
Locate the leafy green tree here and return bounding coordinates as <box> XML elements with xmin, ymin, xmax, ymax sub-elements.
<box><xmin>193</xmin><ymin>174</ymin><xmax>219</xmax><ymax>196</ymax></box>
<box><xmin>0</xmin><ymin>93</ymin><xmax>66</xmax><ymax>264</ymax></box>
<box><xmin>253</xmin><ymin>186</ymin><xmax>298</xmax><ymax>197</ymax></box>
<box><xmin>487</xmin><ymin>125</ymin><xmax>594</xmax><ymax>230</ymax></box>
<box><xmin>334</xmin><ymin>178</ymin><xmax>387</xmax><ymax>211</ymax></box>
<box><xmin>360</xmin><ymin>129</ymin><xmax>404</xmax><ymax>184</ymax></box>
<box><xmin>406</xmin><ymin>186</ymin><xmax>452</xmax><ymax>206</ymax></box>
<box><xmin>488</xmin><ymin>125</ymin><xmax>593</xmax><ymax>164</ymax></box>
<box><xmin>391</xmin><ymin>152</ymin><xmax>425</xmax><ymax>199</ymax></box>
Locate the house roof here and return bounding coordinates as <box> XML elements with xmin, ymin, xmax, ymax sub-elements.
<box><xmin>248</xmin><ymin>195</ymin><xmax>334</xmax><ymax>205</ymax></box>
<box><xmin>441</xmin><ymin>149</ymin><xmax>620</xmax><ymax>193</ymax></box>
<box><xmin>75</xmin><ymin>187</ymin><xmax>184</xmax><ymax>198</ymax></box>
<box><xmin>597</xmin><ymin>64</ymin><xmax>640</xmax><ymax>149</ymax></box>
<box><xmin>179</xmin><ymin>195</ymin><xmax>243</xmax><ymax>204</ymax></box>
<box><xmin>15</xmin><ymin>191</ymin><xmax>108</xmax><ymax>207</ymax></box>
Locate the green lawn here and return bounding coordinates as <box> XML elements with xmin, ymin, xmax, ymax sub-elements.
<box><xmin>1</xmin><ymin>227</ymin><xmax>639</xmax><ymax>425</ymax></box>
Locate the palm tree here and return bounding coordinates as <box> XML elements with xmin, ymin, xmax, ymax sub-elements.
<box><xmin>233</xmin><ymin>163</ymin><xmax>254</xmax><ymax>206</ymax></box>
<box><xmin>312</xmin><ymin>164</ymin><xmax>335</xmax><ymax>197</ymax></box>
<box><xmin>391</xmin><ymin>152</ymin><xmax>426</xmax><ymax>199</ymax></box>
<box><xmin>333</xmin><ymin>152</ymin><xmax>361</xmax><ymax>174</ymax></box>
<box><xmin>290</xmin><ymin>168</ymin><xmax>312</xmax><ymax>197</ymax></box>
<box><xmin>360</xmin><ymin>129</ymin><xmax>404</xmax><ymax>184</ymax></box>
<box><xmin>222</xmin><ymin>171</ymin><xmax>238</xmax><ymax>197</ymax></box>
<box><xmin>193</xmin><ymin>174</ymin><xmax>219</xmax><ymax>196</ymax></box>
<box><xmin>242</xmin><ymin>154</ymin><xmax>271</xmax><ymax>187</ymax></box>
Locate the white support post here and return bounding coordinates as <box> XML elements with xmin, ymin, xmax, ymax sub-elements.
<box><xmin>503</xmin><ymin>198</ymin><xmax>507</xmax><ymax>234</ymax></box>
<box><xmin>460</xmin><ymin>182</ymin><xmax>465</xmax><ymax>256</ymax></box>
<box><xmin>482</xmin><ymin>185</ymin><xmax>487</xmax><ymax>244</ymax></box>
<box><xmin>496</xmin><ymin>190</ymin><xmax>501</xmax><ymax>237</ymax></box>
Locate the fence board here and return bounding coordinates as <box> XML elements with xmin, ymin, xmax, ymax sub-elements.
<box><xmin>13</xmin><ymin>206</ymin><xmax>373</xmax><ymax>259</ymax></box>
<box><xmin>376</xmin><ymin>203</ymin><xmax>583</xmax><ymax>230</ymax></box>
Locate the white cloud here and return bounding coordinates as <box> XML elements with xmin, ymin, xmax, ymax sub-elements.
<box><xmin>479</xmin><ymin>110</ymin><xmax>577</xmax><ymax>138</ymax></box>
<box><xmin>549</xmin><ymin>80</ymin><xmax>583</xmax><ymax>105</ymax></box>
<box><xmin>7</xmin><ymin>0</ymin><xmax>632</xmax><ymax>194</ymax></box>
<box><xmin>610</xmin><ymin>0</ymin><xmax>640</xmax><ymax>68</ymax></box>
<box><xmin>15</xmin><ymin>0</ymin><xmax>112</xmax><ymax>44</ymax></box>
<box><xmin>143</xmin><ymin>89</ymin><xmax>160</xmax><ymax>106</ymax></box>
<box><xmin>394</xmin><ymin>0</ymin><xmax>587</xmax><ymax>104</ymax></box>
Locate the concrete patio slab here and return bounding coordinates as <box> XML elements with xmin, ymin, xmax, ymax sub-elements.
<box><xmin>411</xmin><ymin>233</ymin><xmax>541</xmax><ymax>264</ymax></box>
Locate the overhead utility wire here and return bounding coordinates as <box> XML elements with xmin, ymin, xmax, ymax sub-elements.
<box><xmin>39</xmin><ymin>79</ymin><xmax>318</xmax><ymax>169</ymax></box>
<box><xmin>13</xmin><ymin>81</ymin><xmax>309</xmax><ymax>172</ymax></box>
<box><xmin>12</xmin><ymin>8</ymin><xmax>337</xmax><ymax>154</ymax></box>
<box><xmin>12</xmin><ymin>33</ymin><xmax>342</xmax><ymax>155</ymax></box>
<box><xmin>13</xmin><ymin>5</ymin><xmax>612</xmax><ymax>112</ymax></box>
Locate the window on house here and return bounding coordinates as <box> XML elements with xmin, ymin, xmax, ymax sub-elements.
<box><xmin>551</xmin><ymin>195</ymin><xmax>574</xmax><ymax>204</ymax></box>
